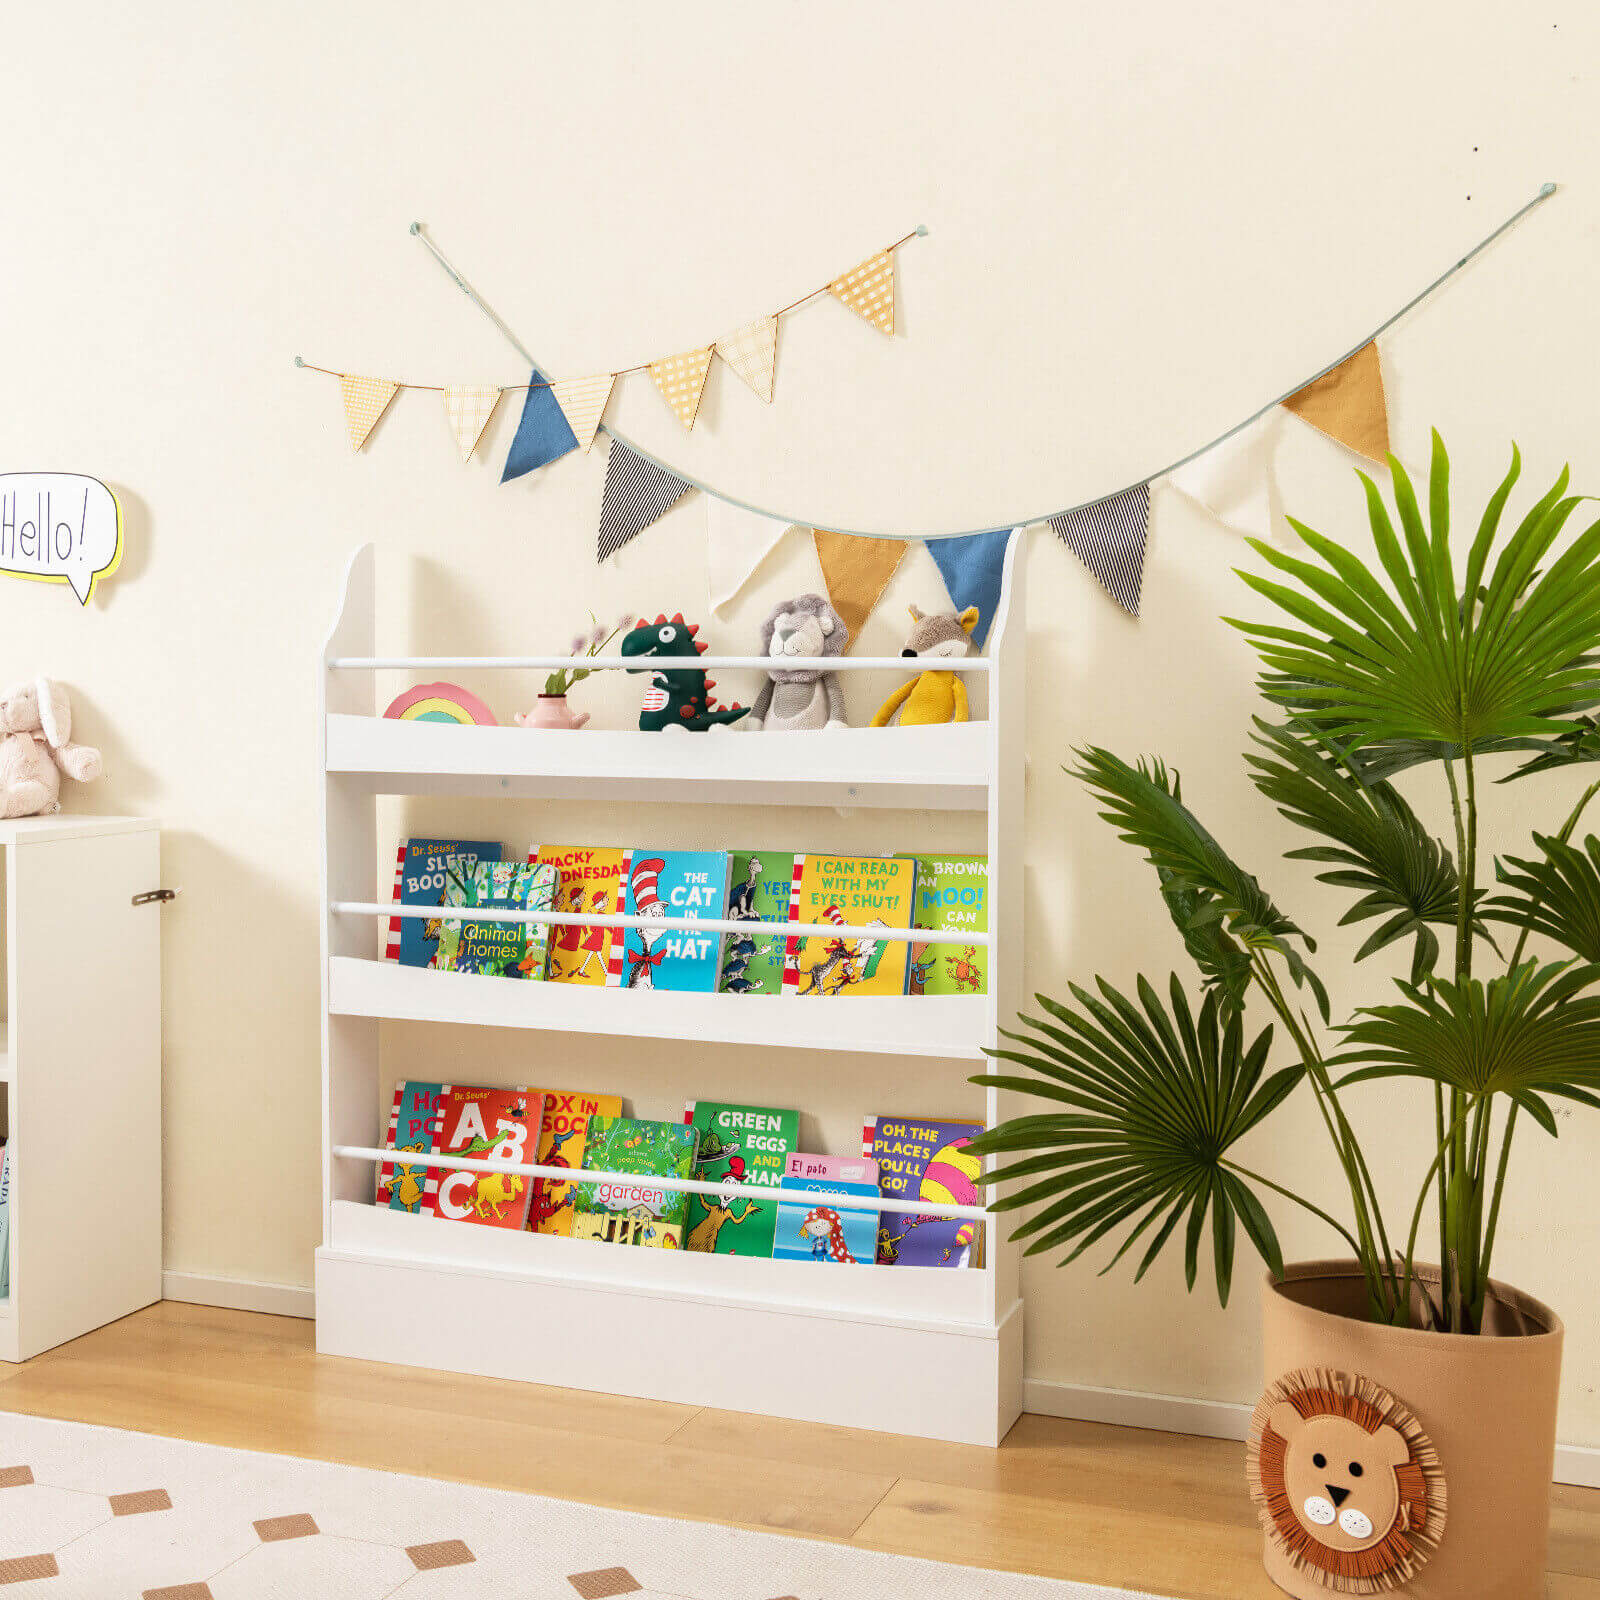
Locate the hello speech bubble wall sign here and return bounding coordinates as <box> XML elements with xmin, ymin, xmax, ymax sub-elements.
<box><xmin>0</xmin><ymin>474</ymin><xmax>124</xmax><ymax>605</ymax></box>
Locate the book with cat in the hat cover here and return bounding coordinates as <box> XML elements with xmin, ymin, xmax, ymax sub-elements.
<box><xmin>608</xmin><ymin>850</ymin><xmax>730</xmax><ymax>992</ymax></box>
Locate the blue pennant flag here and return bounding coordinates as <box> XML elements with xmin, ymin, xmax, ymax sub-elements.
<box><xmin>925</xmin><ymin>528</ymin><xmax>1015</xmax><ymax>645</ymax></box>
<box><xmin>500</xmin><ymin>368</ymin><xmax>578</xmax><ymax>482</ymax></box>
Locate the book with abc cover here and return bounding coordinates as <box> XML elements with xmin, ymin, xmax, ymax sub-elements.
<box><xmin>534</xmin><ymin>845</ymin><xmax>629</xmax><ymax>986</ymax></box>
<box><xmin>782</xmin><ymin>855</ymin><xmax>917</xmax><ymax>997</ymax></box>
<box><xmin>772</xmin><ymin>1153</ymin><xmax>880</xmax><ymax>1265</ymax></box>
<box><xmin>863</xmin><ymin>1116</ymin><xmax>985</xmax><ymax>1268</ymax></box>
<box><xmin>681</xmin><ymin>1099</ymin><xmax>799</xmax><ymax>1256</ymax></box>
<box><xmin>526</xmin><ymin>1088</ymin><xmax>625</xmax><ymax>1236</ymax></box>
<box><xmin>428</xmin><ymin>1085</ymin><xmax>544</xmax><ymax>1231</ymax></box>
<box><xmin>906</xmin><ymin>854</ymin><xmax>988</xmax><ymax>996</ymax></box>
<box><xmin>377</xmin><ymin>1079</ymin><xmax>446</xmax><ymax>1212</ymax></box>
<box><xmin>609</xmin><ymin>850</ymin><xmax>729</xmax><ymax>993</ymax></box>
<box><xmin>386</xmin><ymin>839</ymin><xmax>502</xmax><ymax>967</ymax></box>
<box><xmin>434</xmin><ymin>860</ymin><xmax>559</xmax><ymax>979</ymax></box>
<box><xmin>569</xmin><ymin>1116</ymin><xmax>700</xmax><ymax>1249</ymax></box>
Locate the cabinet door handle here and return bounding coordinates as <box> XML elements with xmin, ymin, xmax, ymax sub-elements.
<box><xmin>132</xmin><ymin>888</ymin><xmax>179</xmax><ymax>906</ymax></box>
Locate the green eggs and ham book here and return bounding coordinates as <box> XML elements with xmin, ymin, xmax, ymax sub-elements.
<box><xmin>682</xmin><ymin>1099</ymin><xmax>799</xmax><ymax>1256</ymax></box>
<box><xmin>718</xmin><ymin>851</ymin><xmax>795</xmax><ymax>995</ymax></box>
<box><xmin>387</xmin><ymin>839</ymin><xmax>502</xmax><ymax>967</ymax></box>
<box><xmin>569</xmin><ymin>1116</ymin><xmax>700</xmax><ymax>1249</ymax></box>
<box><xmin>434</xmin><ymin>859</ymin><xmax>559</xmax><ymax>979</ymax></box>
<box><xmin>906</xmin><ymin>854</ymin><xmax>988</xmax><ymax>996</ymax></box>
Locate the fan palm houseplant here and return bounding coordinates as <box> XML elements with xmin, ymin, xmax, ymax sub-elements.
<box><xmin>970</xmin><ymin>435</ymin><xmax>1600</xmax><ymax>1598</ymax></box>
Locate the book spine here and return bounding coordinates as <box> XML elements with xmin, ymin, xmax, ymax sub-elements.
<box><xmin>419</xmin><ymin>1087</ymin><xmax>452</xmax><ymax>1216</ymax></box>
<box><xmin>384</xmin><ymin>844</ymin><xmax>406</xmax><ymax>960</ymax></box>
<box><xmin>861</xmin><ymin>1116</ymin><xmax>876</xmax><ymax>1159</ymax></box>
<box><xmin>376</xmin><ymin>1083</ymin><xmax>403</xmax><ymax>1204</ymax></box>
<box><xmin>780</xmin><ymin>854</ymin><xmax>805</xmax><ymax>992</ymax></box>
<box><xmin>604</xmin><ymin>850</ymin><xmax>632</xmax><ymax>987</ymax></box>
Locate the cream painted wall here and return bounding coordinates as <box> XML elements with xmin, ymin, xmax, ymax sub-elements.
<box><xmin>7</xmin><ymin>2</ymin><xmax>1600</xmax><ymax>1439</ymax></box>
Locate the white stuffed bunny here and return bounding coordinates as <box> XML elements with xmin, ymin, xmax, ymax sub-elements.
<box><xmin>0</xmin><ymin>678</ymin><xmax>104</xmax><ymax>818</ymax></box>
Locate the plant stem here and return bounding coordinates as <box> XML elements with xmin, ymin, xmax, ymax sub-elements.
<box><xmin>1221</xmin><ymin>1160</ymin><xmax>1365</xmax><ymax>1258</ymax></box>
<box><xmin>1400</xmin><ymin>1096</ymin><xmax>1478</xmax><ymax>1330</ymax></box>
<box><xmin>1479</xmin><ymin>1100</ymin><xmax>1518</xmax><ymax>1287</ymax></box>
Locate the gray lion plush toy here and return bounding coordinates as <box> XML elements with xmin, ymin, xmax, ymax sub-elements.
<box><xmin>745</xmin><ymin>593</ymin><xmax>850</xmax><ymax>731</ymax></box>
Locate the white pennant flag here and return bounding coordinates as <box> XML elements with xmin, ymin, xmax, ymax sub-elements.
<box><xmin>442</xmin><ymin>385</ymin><xmax>503</xmax><ymax>463</ymax></box>
<box><xmin>707</xmin><ymin>497</ymin><xmax>799</xmax><ymax>615</ymax></box>
<box><xmin>550</xmin><ymin>373</ymin><xmax>615</xmax><ymax>453</ymax></box>
<box><xmin>1164</xmin><ymin>410</ymin><xmax>1281</xmax><ymax>541</ymax></box>
<box><xmin>715</xmin><ymin>315</ymin><xmax>778</xmax><ymax>403</ymax></box>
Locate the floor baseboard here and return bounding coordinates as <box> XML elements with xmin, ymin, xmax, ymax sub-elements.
<box><xmin>161</xmin><ymin>1271</ymin><xmax>315</xmax><ymax>1321</ymax></box>
<box><xmin>1023</xmin><ymin>1377</ymin><xmax>1600</xmax><ymax>1489</ymax></box>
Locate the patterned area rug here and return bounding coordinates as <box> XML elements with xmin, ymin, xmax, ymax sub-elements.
<box><xmin>0</xmin><ymin>1413</ymin><xmax>1157</xmax><ymax>1599</ymax></box>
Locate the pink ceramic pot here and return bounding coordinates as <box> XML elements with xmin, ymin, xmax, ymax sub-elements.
<box><xmin>514</xmin><ymin>694</ymin><xmax>589</xmax><ymax>731</ymax></box>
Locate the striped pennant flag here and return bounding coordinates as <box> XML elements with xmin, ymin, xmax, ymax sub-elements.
<box><xmin>598</xmin><ymin>440</ymin><xmax>695</xmax><ymax>561</ymax></box>
<box><xmin>1049</xmin><ymin>484</ymin><xmax>1150</xmax><ymax>617</ymax></box>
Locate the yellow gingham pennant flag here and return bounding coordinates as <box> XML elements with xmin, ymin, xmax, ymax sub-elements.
<box><xmin>442</xmin><ymin>385</ymin><xmax>503</xmax><ymax>463</ymax></box>
<box><xmin>339</xmin><ymin>375</ymin><xmax>400</xmax><ymax>451</ymax></box>
<box><xmin>649</xmin><ymin>346</ymin><xmax>714</xmax><ymax>430</ymax></box>
<box><xmin>829</xmin><ymin>249</ymin><xmax>896</xmax><ymax>336</ymax></box>
<box><xmin>550</xmin><ymin>373</ymin><xmax>616</xmax><ymax>453</ymax></box>
<box><xmin>714</xmin><ymin>315</ymin><xmax>778</xmax><ymax>404</ymax></box>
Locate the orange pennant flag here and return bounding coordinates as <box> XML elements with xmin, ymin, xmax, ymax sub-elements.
<box><xmin>829</xmin><ymin>249</ymin><xmax>896</xmax><ymax>336</ymax></box>
<box><xmin>339</xmin><ymin>375</ymin><xmax>400</xmax><ymax>452</ymax></box>
<box><xmin>649</xmin><ymin>347</ymin><xmax>714</xmax><ymax>430</ymax></box>
<box><xmin>812</xmin><ymin>529</ymin><xmax>907</xmax><ymax>643</ymax></box>
<box><xmin>550</xmin><ymin>374</ymin><xmax>616</xmax><ymax>453</ymax></box>
<box><xmin>1283</xmin><ymin>342</ymin><xmax>1390</xmax><ymax>463</ymax></box>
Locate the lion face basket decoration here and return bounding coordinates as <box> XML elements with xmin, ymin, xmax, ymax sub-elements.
<box><xmin>1246</xmin><ymin>1368</ymin><xmax>1447</xmax><ymax>1594</ymax></box>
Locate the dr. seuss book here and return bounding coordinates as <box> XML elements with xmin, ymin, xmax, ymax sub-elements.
<box><xmin>569</xmin><ymin>1116</ymin><xmax>700</xmax><ymax>1249</ymax></box>
<box><xmin>717</xmin><ymin>851</ymin><xmax>796</xmax><ymax>996</ymax></box>
<box><xmin>378</xmin><ymin>1079</ymin><xmax>446</xmax><ymax>1212</ymax></box>
<box><xmin>386</xmin><ymin>839</ymin><xmax>501</xmax><ymax>967</ymax></box>
<box><xmin>609</xmin><ymin>850</ymin><xmax>730</xmax><ymax>992</ymax></box>
<box><xmin>527</xmin><ymin>1088</ymin><xmax>625</xmax><ymax>1236</ymax></box>
<box><xmin>863</xmin><ymin>1116</ymin><xmax>985</xmax><ymax>1268</ymax></box>
<box><xmin>783</xmin><ymin>854</ymin><xmax>917</xmax><ymax>997</ymax></box>
<box><xmin>434</xmin><ymin>859</ymin><xmax>560</xmax><ymax>979</ymax></box>
<box><xmin>535</xmin><ymin>845</ymin><xmax>628</xmax><ymax>986</ymax></box>
<box><xmin>772</xmin><ymin>1153</ymin><xmax>880</xmax><ymax>1266</ymax></box>
<box><xmin>682</xmin><ymin>1099</ymin><xmax>799</xmax><ymax>1256</ymax></box>
<box><xmin>906</xmin><ymin>854</ymin><xmax>988</xmax><ymax>996</ymax></box>
<box><xmin>429</xmin><ymin>1085</ymin><xmax>544</xmax><ymax>1231</ymax></box>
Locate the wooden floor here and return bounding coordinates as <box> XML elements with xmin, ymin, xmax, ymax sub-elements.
<box><xmin>1</xmin><ymin>1303</ymin><xmax>1597</xmax><ymax>1598</ymax></box>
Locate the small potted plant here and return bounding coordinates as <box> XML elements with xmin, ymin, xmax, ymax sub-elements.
<box><xmin>970</xmin><ymin>435</ymin><xmax>1600</xmax><ymax>1598</ymax></box>
<box><xmin>514</xmin><ymin>617</ymin><xmax>621</xmax><ymax>730</ymax></box>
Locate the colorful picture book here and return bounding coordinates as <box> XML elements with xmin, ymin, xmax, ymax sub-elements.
<box><xmin>783</xmin><ymin>854</ymin><xmax>918</xmax><ymax>997</ymax></box>
<box><xmin>387</xmin><ymin>839</ymin><xmax>501</xmax><ymax>967</ymax></box>
<box><xmin>429</xmin><ymin>1085</ymin><xmax>543</xmax><ymax>1230</ymax></box>
<box><xmin>536</xmin><ymin>845</ymin><xmax>629</xmax><ymax>986</ymax></box>
<box><xmin>611</xmin><ymin>850</ymin><xmax>730</xmax><ymax>992</ymax></box>
<box><xmin>528</xmin><ymin>1089</ymin><xmax>625</xmax><ymax>1235</ymax></box>
<box><xmin>907</xmin><ymin>854</ymin><xmax>989</xmax><ymax>996</ymax></box>
<box><xmin>718</xmin><ymin>851</ymin><xmax>793</xmax><ymax>995</ymax></box>
<box><xmin>378</xmin><ymin>1079</ymin><xmax>447</xmax><ymax>1212</ymax></box>
<box><xmin>864</xmin><ymin>1115</ymin><xmax>985</xmax><ymax>1268</ymax></box>
<box><xmin>435</xmin><ymin>859</ymin><xmax>560</xmax><ymax>979</ymax></box>
<box><xmin>772</xmin><ymin>1153</ymin><xmax>880</xmax><ymax>1265</ymax></box>
<box><xmin>570</xmin><ymin>1116</ymin><xmax>700</xmax><ymax>1248</ymax></box>
<box><xmin>0</xmin><ymin>1143</ymin><xmax>9</xmax><ymax>1299</ymax></box>
<box><xmin>682</xmin><ymin>1099</ymin><xmax>799</xmax><ymax>1256</ymax></box>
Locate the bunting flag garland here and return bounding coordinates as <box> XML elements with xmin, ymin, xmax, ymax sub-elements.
<box><xmin>1050</xmin><ymin>484</ymin><xmax>1150</xmax><ymax>617</ymax></box>
<box><xmin>1165</xmin><ymin>410</ymin><xmax>1280</xmax><ymax>542</ymax></box>
<box><xmin>813</xmin><ymin>530</ymin><xmax>907</xmax><ymax>643</ymax></box>
<box><xmin>707</xmin><ymin>498</ymin><xmax>797</xmax><ymax>615</ymax></box>
<box><xmin>501</xmin><ymin>368</ymin><xmax>578</xmax><ymax>482</ymax></box>
<box><xmin>1283</xmin><ymin>341</ymin><xmax>1390</xmax><ymax>463</ymax></box>
<box><xmin>649</xmin><ymin>347</ymin><xmax>715</xmax><ymax>431</ymax></box>
<box><xmin>598</xmin><ymin>441</ymin><xmax>695</xmax><ymax>561</ymax></box>
<box><xmin>714</xmin><ymin>315</ymin><xmax>779</xmax><ymax>403</ymax></box>
<box><xmin>339</xmin><ymin>375</ymin><xmax>399</xmax><ymax>452</ymax></box>
<box><xmin>829</xmin><ymin>249</ymin><xmax>896</xmax><ymax>336</ymax></box>
<box><xmin>550</xmin><ymin>373</ymin><xmax>615</xmax><ymax>453</ymax></box>
<box><xmin>442</xmin><ymin>385</ymin><xmax>503</xmax><ymax>463</ymax></box>
<box><xmin>926</xmin><ymin>529</ymin><xmax>1016</xmax><ymax>646</ymax></box>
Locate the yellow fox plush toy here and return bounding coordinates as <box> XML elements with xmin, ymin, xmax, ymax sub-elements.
<box><xmin>870</xmin><ymin>605</ymin><xmax>980</xmax><ymax>727</ymax></box>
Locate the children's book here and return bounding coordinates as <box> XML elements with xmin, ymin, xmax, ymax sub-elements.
<box><xmin>378</xmin><ymin>1079</ymin><xmax>447</xmax><ymax>1213</ymax></box>
<box><xmin>434</xmin><ymin>860</ymin><xmax>560</xmax><ymax>979</ymax></box>
<box><xmin>386</xmin><ymin>839</ymin><xmax>502</xmax><ymax>966</ymax></box>
<box><xmin>429</xmin><ymin>1085</ymin><xmax>544</xmax><ymax>1230</ymax></box>
<box><xmin>864</xmin><ymin>1115</ymin><xmax>985</xmax><ymax>1268</ymax></box>
<box><xmin>609</xmin><ymin>850</ymin><xmax>730</xmax><ymax>992</ymax></box>
<box><xmin>535</xmin><ymin>846</ymin><xmax>629</xmax><ymax>986</ymax></box>
<box><xmin>569</xmin><ymin>1116</ymin><xmax>699</xmax><ymax>1249</ymax></box>
<box><xmin>906</xmin><ymin>854</ymin><xmax>989</xmax><ymax>996</ymax></box>
<box><xmin>717</xmin><ymin>851</ymin><xmax>796</xmax><ymax>995</ymax></box>
<box><xmin>0</xmin><ymin>1144</ymin><xmax>9</xmax><ymax>1299</ymax></box>
<box><xmin>772</xmin><ymin>1153</ymin><xmax>880</xmax><ymax>1265</ymax></box>
<box><xmin>527</xmin><ymin>1088</ymin><xmax>625</xmax><ymax>1235</ymax></box>
<box><xmin>783</xmin><ymin>854</ymin><xmax>918</xmax><ymax>997</ymax></box>
<box><xmin>682</xmin><ymin>1099</ymin><xmax>799</xmax><ymax>1256</ymax></box>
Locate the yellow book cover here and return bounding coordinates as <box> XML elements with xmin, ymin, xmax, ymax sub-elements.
<box><xmin>535</xmin><ymin>845</ymin><xmax>628</xmax><ymax>985</ymax></box>
<box><xmin>782</xmin><ymin>854</ymin><xmax>917</xmax><ymax>997</ymax></box>
<box><xmin>528</xmin><ymin>1088</ymin><xmax>624</xmax><ymax>1235</ymax></box>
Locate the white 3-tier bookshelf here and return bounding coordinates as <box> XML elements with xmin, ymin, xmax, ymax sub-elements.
<box><xmin>315</xmin><ymin>538</ymin><xmax>1027</xmax><ymax>1445</ymax></box>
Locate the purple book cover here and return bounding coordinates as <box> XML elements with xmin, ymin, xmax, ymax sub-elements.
<box><xmin>863</xmin><ymin>1115</ymin><xmax>985</xmax><ymax>1268</ymax></box>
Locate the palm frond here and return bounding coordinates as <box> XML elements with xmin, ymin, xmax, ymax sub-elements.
<box><xmin>1483</xmin><ymin>833</ymin><xmax>1600</xmax><ymax>961</ymax></box>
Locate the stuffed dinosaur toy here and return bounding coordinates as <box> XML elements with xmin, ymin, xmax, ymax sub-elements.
<box><xmin>0</xmin><ymin>677</ymin><xmax>104</xmax><ymax>817</ymax></box>
<box><xmin>620</xmin><ymin>613</ymin><xmax>749</xmax><ymax>732</ymax></box>
<box><xmin>746</xmin><ymin>593</ymin><xmax>850</xmax><ymax>731</ymax></box>
<box><xmin>870</xmin><ymin>605</ymin><xmax>980</xmax><ymax>727</ymax></box>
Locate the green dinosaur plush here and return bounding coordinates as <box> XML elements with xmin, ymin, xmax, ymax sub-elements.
<box><xmin>620</xmin><ymin>613</ymin><xmax>749</xmax><ymax>732</ymax></box>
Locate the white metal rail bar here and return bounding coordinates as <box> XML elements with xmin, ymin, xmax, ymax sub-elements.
<box><xmin>328</xmin><ymin>655</ymin><xmax>990</xmax><ymax>672</ymax></box>
<box><xmin>335</xmin><ymin>900</ymin><xmax>992</xmax><ymax>947</ymax></box>
<box><xmin>335</xmin><ymin>1143</ymin><xmax>991</xmax><ymax>1222</ymax></box>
